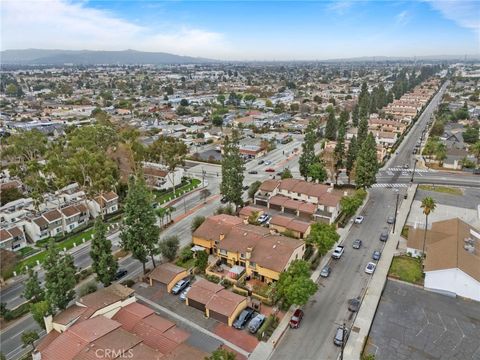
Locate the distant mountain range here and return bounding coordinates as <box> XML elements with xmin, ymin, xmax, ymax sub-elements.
<box><xmin>1</xmin><ymin>49</ymin><xmax>478</xmax><ymax>65</ymax></box>
<box><xmin>0</xmin><ymin>49</ymin><xmax>217</xmax><ymax>65</ymax></box>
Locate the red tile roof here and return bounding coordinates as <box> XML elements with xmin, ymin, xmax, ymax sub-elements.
<box><xmin>206</xmin><ymin>289</ymin><xmax>245</xmax><ymax>317</ymax></box>
<box><xmin>112</xmin><ymin>303</ymin><xmax>154</xmax><ymax>331</ymax></box>
<box><xmin>193</xmin><ymin>214</ymin><xmax>243</xmax><ymax>242</ymax></box>
<box><xmin>148</xmin><ymin>263</ymin><xmax>187</xmax><ymax>285</ymax></box>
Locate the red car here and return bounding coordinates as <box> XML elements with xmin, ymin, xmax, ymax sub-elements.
<box><xmin>265</xmin><ymin>168</ymin><xmax>275</xmax><ymax>172</ymax></box>
<box><xmin>289</xmin><ymin>309</ymin><xmax>304</xmax><ymax>329</ymax></box>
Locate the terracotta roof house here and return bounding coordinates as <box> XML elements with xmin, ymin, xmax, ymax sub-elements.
<box><xmin>192</xmin><ymin>214</ymin><xmax>243</xmax><ymax>253</ymax></box>
<box><xmin>34</xmin><ymin>298</ymin><xmax>200</xmax><ymax>360</ymax></box>
<box><xmin>87</xmin><ymin>191</ymin><xmax>119</xmax><ymax>218</ymax></box>
<box><xmin>185</xmin><ymin>279</ymin><xmax>224</xmax><ymax>312</ymax></box>
<box><xmin>0</xmin><ymin>225</ymin><xmax>27</xmax><ymax>251</ymax></box>
<box><xmin>407</xmin><ymin>218</ymin><xmax>480</xmax><ymax>301</ymax></box>
<box><xmin>238</xmin><ymin>205</ymin><xmax>264</xmax><ymax>220</ymax></box>
<box><xmin>148</xmin><ymin>263</ymin><xmax>188</xmax><ymax>293</ymax></box>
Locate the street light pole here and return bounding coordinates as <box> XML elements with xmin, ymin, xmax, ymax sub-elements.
<box><xmin>393</xmin><ymin>190</ymin><xmax>400</xmax><ymax>234</ymax></box>
<box><xmin>410</xmin><ymin>159</ymin><xmax>418</xmax><ymax>183</ymax></box>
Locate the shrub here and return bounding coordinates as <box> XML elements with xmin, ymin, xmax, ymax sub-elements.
<box><xmin>3</xmin><ymin>302</ymin><xmax>31</xmax><ymax>321</ymax></box>
<box><xmin>205</xmin><ymin>274</ymin><xmax>221</xmax><ymax>283</ymax></box>
<box><xmin>179</xmin><ymin>246</ymin><xmax>193</xmax><ymax>262</ymax></box>
<box><xmin>191</xmin><ymin>216</ymin><xmax>205</xmax><ymax>232</ymax></box>
<box><xmin>121</xmin><ymin>279</ymin><xmax>135</xmax><ymax>288</ymax></box>
<box><xmin>303</xmin><ymin>244</ymin><xmax>314</xmax><ymax>261</ymax></box>
<box><xmin>78</xmin><ymin>281</ymin><xmax>97</xmax><ymax>297</ymax></box>
<box><xmin>195</xmin><ymin>251</ymin><xmax>209</xmax><ymax>273</ymax></box>
<box><xmin>75</xmin><ymin>268</ymin><xmax>93</xmax><ymax>283</ymax></box>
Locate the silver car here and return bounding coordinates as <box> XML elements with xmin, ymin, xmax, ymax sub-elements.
<box><xmin>248</xmin><ymin>314</ymin><xmax>266</xmax><ymax>334</ymax></box>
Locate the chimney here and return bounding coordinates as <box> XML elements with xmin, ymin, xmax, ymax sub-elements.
<box><xmin>44</xmin><ymin>314</ymin><xmax>53</xmax><ymax>334</ymax></box>
<box><xmin>246</xmin><ymin>247</ymin><xmax>253</xmax><ymax>259</ymax></box>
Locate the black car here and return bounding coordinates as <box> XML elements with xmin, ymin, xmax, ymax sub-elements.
<box><xmin>348</xmin><ymin>297</ymin><xmax>361</xmax><ymax>312</ymax></box>
<box><xmin>233</xmin><ymin>308</ymin><xmax>255</xmax><ymax>329</ymax></box>
<box><xmin>243</xmin><ymin>185</ymin><xmax>249</xmax><ymax>190</ymax></box>
<box><xmin>114</xmin><ymin>269</ymin><xmax>128</xmax><ymax>280</ymax></box>
<box><xmin>220</xmin><ymin>197</ymin><xmax>228</xmax><ymax>203</ymax></box>
<box><xmin>258</xmin><ymin>160</ymin><xmax>265</xmax><ymax>165</ymax></box>
<box><xmin>248</xmin><ymin>170</ymin><xmax>258</xmax><ymax>174</ymax></box>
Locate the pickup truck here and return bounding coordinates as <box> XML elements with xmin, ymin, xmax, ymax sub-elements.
<box><xmin>332</xmin><ymin>246</ymin><xmax>344</xmax><ymax>259</ymax></box>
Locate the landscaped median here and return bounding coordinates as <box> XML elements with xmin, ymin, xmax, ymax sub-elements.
<box><xmin>388</xmin><ymin>255</ymin><xmax>424</xmax><ymax>285</ymax></box>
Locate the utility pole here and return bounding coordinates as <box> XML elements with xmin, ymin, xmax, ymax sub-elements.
<box><xmin>410</xmin><ymin>159</ymin><xmax>418</xmax><ymax>183</ymax></box>
<box><xmin>202</xmin><ymin>168</ymin><xmax>206</xmax><ymax>188</ymax></box>
<box><xmin>393</xmin><ymin>189</ymin><xmax>400</xmax><ymax>234</ymax></box>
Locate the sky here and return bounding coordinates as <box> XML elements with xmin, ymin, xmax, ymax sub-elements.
<box><xmin>1</xmin><ymin>0</ymin><xmax>479</xmax><ymax>60</ymax></box>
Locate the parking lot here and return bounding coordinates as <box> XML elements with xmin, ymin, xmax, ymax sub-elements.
<box><xmin>365</xmin><ymin>280</ymin><xmax>480</xmax><ymax>360</ymax></box>
<box><xmin>134</xmin><ymin>279</ymin><xmax>266</xmax><ymax>353</ymax></box>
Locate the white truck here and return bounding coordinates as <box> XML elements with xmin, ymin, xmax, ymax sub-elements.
<box><xmin>332</xmin><ymin>245</ymin><xmax>344</xmax><ymax>259</ymax></box>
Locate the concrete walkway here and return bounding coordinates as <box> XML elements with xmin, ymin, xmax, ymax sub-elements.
<box><xmin>136</xmin><ymin>294</ymin><xmax>250</xmax><ymax>358</ymax></box>
<box><xmin>343</xmin><ymin>184</ymin><xmax>417</xmax><ymax>360</ymax></box>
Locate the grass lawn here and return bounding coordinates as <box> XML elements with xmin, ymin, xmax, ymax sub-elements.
<box><xmin>175</xmin><ymin>257</ymin><xmax>196</xmax><ymax>269</ymax></box>
<box><xmin>418</xmin><ymin>185</ymin><xmax>462</xmax><ymax>196</ymax></box>
<box><xmin>389</xmin><ymin>255</ymin><xmax>424</xmax><ymax>285</ymax></box>
<box><xmin>18</xmin><ymin>246</ymin><xmax>40</xmax><ymax>258</ymax></box>
<box><xmin>155</xmin><ymin>178</ymin><xmax>201</xmax><ymax>204</ymax></box>
<box><xmin>401</xmin><ymin>225</ymin><xmax>409</xmax><ymax>239</ymax></box>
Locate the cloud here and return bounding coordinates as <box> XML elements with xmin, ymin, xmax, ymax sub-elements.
<box><xmin>395</xmin><ymin>10</ymin><xmax>410</xmax><ymax>25</ymax></box>
<box><xmin>0</xmin><ymin>0</ymin><xmax>229</xmax><ymax>57</ymax></box>
<box><xmin>327</xmin><ymin>1</ymin><xmax>355</xmax><ymax>14</ymax></box>
<box><xmin>426</xmin><ymin>0</ymin><xmax>480</xmax><ymax>32</ymax></box>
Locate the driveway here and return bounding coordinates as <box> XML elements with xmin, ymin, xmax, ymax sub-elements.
<box><xmin>365</xmin><ymin>280</ymin><xmax>480</xmax><ymax>360</ymax></box>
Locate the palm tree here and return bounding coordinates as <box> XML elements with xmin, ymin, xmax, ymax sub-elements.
<box><xmin>420</xmin><ymin>197</ymin><xmax>436</xmax><ymax>256</ymax></box>
<box><xmin>470</xmin><ymin>141</ymin><xmax>480</xmax><ymax>166</ymax></box>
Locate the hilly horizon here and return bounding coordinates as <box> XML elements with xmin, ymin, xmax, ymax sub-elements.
<box><xmin>1</xmin><ymin>49</ymin><xmax>478</xmax><ymax>65</ymax></box>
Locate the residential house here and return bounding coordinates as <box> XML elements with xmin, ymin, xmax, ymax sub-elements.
<box><xmin>148</xmin><ymin>263</ymin><xmax>188</xmax><ymax>293</ymax></box>
<box><xmin>192</xmin><ymin>214</ymin><xmax>243</xmax><ymax>254</ymax></box>
<box><xmin>186</xmin><ymin>279</ymin><xmax>247</xmax><ymax>326</ymax></box>
<box><xmin>60</xmin><ymin>203</ymin><xmax>89</xmax><ymax>233</ymax></box>
<box><xmin>42</xmin><ymin>209</ymin><xmax>64</xmax><ymax>237</ymax></box>
<box><xmin>142</xmin><ymin>162</ymin><xmax>184</xmax><ymax>191</ymax></box>
<box><xmin>0</xmin><ymin>226</ymin><xmax>27</xmax><ymax>251</ymax></box>
<box><xmin>254</xmin><ymin>179</ymin><xmax>343</xmax><ymax>224</ymax></box>
<box><xmin>87</xmin><ymin>191</ymin><xmax>119</xmax><ymax>218</ymax></box>
<box><xmin>34</xmin><ymin>284</ymin><xmax>206</xmax><ymax>360</ymax></box>
<box><xmin>407</xmin><ymin>218</ymin><xmax>480</xmax><ymax>301</ymax></box>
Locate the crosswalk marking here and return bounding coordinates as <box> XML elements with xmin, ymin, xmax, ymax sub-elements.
<box><xmin>372</xmin><ymin>183</ymin><xmax>409</xmax><ymax>188</ymax></box>
<box><xmin>386</xmin><ymin>167</ymin><xmax>435</xmax><ymax>173</ymax></box>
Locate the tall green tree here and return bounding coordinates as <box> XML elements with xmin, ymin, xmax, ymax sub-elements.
<box><xmin>325</xmin><ymin>111</ymin><xmax>337</xmax><ymax>141</ymax></box>
<box><xmin>299</xmin><ymin>120</ymin><xmax>318</xmax><ymax>180</ymax></box>
<box><xmin>357</xmin><ymin>116</ymin><xmax>368</xmax><ymax>146</ymax></box>
<box><xmin>345</xmin><ymin>136</ymin><xmax>358</xmax><ymax>184</ymax></box>
<box><xmin>23</xmin><ymin>269</ymin><xmax>44</xmax><ymax>303</ymax></box>
<box><xmin>470</xmin><ymin>141</ymin><xmax>480</xmax><ymax>165</ymax></box>
<box><xmin>306</xmin><ymin>223</ymin><xmax>339</xmax><ymax>256</ymax></box>
<box><xmin>333</xmin><ymin>121</ymin><xmax>346</xmax><ymax>184</ymax></box>
<box><xmin>43</xmin><ymin>239</ymin><xmax>76</xmax><ymax>311</ymax></box>
<box><xmin>248</xmin><ymin>180</ymin><xmax>262</xmax><ymax>199</ymax></box>
<box><xmin>90</xmin><ymin>217</ymin><xmax>118</xmax><ymax>286</ymax></box>
<box><xmin>121</xmin><ymin>176</ymin><xmax>160</xmax><ymax>273</ymax></box>
<box><xmin>30</xmin><ymin>301</ymin><xmax>50</xmax><ymax>329</ymax></box>
<box><xmin>355</xmin><ymin>133</ymin><xmax>378</xmax><ymax>188</ymax></box>
<box><xmin>420</xmin><ymin>197</ymin><xmax>436</xmax><ymax>255</ymax></box>
<box><xmin>308</xmin><ymin>161</ymin><xmax>327</xmax><ymax>183</ymax></box>
<box><xmin>352</xmin><ymin>104</ymin><xmax>359</xmax><ymax>127</ymax></box>
<box><xmin>275</xmin><ymin>260</ymin><xmax>317</xmax><ymax>307</ymax></box>
<box><xmin>220</xmin><ymin>129</ymin><xmax>245</xmax><ymax>207</ymax></box>
<box><xmin>281</xmin><ymin>168</ymin><xmax>293</xmax><ymax>179</ymax></box>
<box><xmin>158</xmin><ymin>235</ymin><xmax>179</xmax><ymax>262</ymax></box>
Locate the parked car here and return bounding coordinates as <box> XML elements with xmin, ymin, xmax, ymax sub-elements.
<box><xmin>320</xmin><ymin>265</ymin><xmax>331</xmax><ymax>278</ymax></box>
<box><xmin>114</xmin><ymin>269</ymin><xmax>128</xmax><ymax>281</ymax></box>
<box><xmin>179</xmin><ymin>286</ymin><xmax>191</xmax><ymax>301</ymax></box>
<box><xmin>258</xmin><ymin>160</ymin><xmax>265</xmax><ymax>165</ymax></box>
<box><xmin>220</xmin><ymin>197</ymin><xmax>228</xmax><ymax>203</ymax></box>
<box><xmin>354</xmin><ymin>216</ymin><xmax>364</xmax><ymax>224</ymax></box>
<box><xmin>352</xmin><ymin>239</ymin><xmax>362</xmax><ymax>249</ymax></box>
<box><xmin>333</xmin><ymin>326</ymin><xmax>349</xmax><ymax>346</ymax></box>
<box><xmin>379</xmin><ymin>229</ymin><xmax>389</xmax><ymax>242</ymax></box>
<box><xmin>387</xmin><ymin>216</ymin><xmax>395</xmax><ymax>224</ymax></box>
<box><xmin>348</xmin><ymin>298</ymin><xmax>361</xmax><ymax>312</ymax></box>
<box><xmin>289</xmin><ymin>308</ymin><xmax>304</xmax><ymax>329</ymax></box>
<box><xmin>248</xmin><ymin>314</ymin><xmax>266</xmax><ymax>334</ymax></box>
<box><xmin>332</xmin><ymin>245</ymin><xmax>345</xmax><ymax>259</ymax></box>
<box><xmin>265</xmin><ymin>168</ymin><xmax>275</xmax><ymax>172</ymax></box>
<box><xmin>172</xmin><ymin>278</ymin><xmax>190</xmax><ymax>295</ymax></box>
<box><xmin>242</xmin><ymin>185</ymin><xmax>249</xmax><ymax>190</ymax></box>
<box><xmin>403</xmin><ymin>164</ymin><xmax>409</xmax><ymax>169</ymax></box>
<box><xmin>473</xmin><ymin>169</ymin><xmax>480</xmax><ymax>175</ymax></box>
<box><xmin>248</xmin><ymin>170</ymin><xmax>258</xmax><ymax>174</ymax></box>
<box><xmin>258</xmin><ymin>213</ymin><xmax>270</xmax><ymax>223</ymax></box>
<box><xmin>264</xmin><ymin>160</ymin><xmax>272</xmax><ymax>165</ymax></box>
<box><xmin>233</xmin><ymin>308</ymin><xmax>255</xmax><ymax>329</ymax></box>
<box><xmin>372</xmin><ymin>250</ymin><xmax>381</xmax><ymax>261</ymax></box>
<box><xmin>365</xmin><ymin>262</ymin><xmax>376</xmax><ymax>274</ymax></box>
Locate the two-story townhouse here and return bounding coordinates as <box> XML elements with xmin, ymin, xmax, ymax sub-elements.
<box><xmin>60</xmin><ymin>203</ymin><xmax>89</xmax><ymax>233</ymax></box>
<box><xmin>192</xmin><ymin>214</ymin><xmax>243</xmax><ymax>254</ymax></box>
<box><xmin>0</xmin><ymin>198</ymin><xmax>34</xmax><ymax>225</ymax></box>
<box><xmin>87</xmin><ymin>191</ymin><xmax>119</xmax><ymax>218</ymax></box>
<box><xmin>142</xmin><ymin>163</ymin><xmax>184</xmax><ymax>191</ymax></box>
<box><xmin>0</xmin><ymin>226</ymin><xmax>27</xmax><ymax>251</ymax></box>
<box><xmin>24</xmin><ymin>216</ymin><xmax>50</xmax><ymax>242</ymax></box>
<box><xmin>42</xmin><ymin>209</ymin><xmax>64</xmax><ymax>237</ymax></box>
<box><xmin>216</xmin><ymin>223</ymin><xmax>305</xmax><ymax>283</ymax></box>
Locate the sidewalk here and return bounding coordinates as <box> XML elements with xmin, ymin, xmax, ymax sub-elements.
<box><xmin>136</xmin><ymin>294</ymin><xmax>250</xmax><ymax>358</ymax></box>
<box><xmin>249</xmin><ymin>192</ymin><xmax>371</xmax><ymax>360</ymax></box>
<box><xmin>343</xmin><ymin>184</ymin><xmax>417</xmax><ymax>360</ymax></box>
